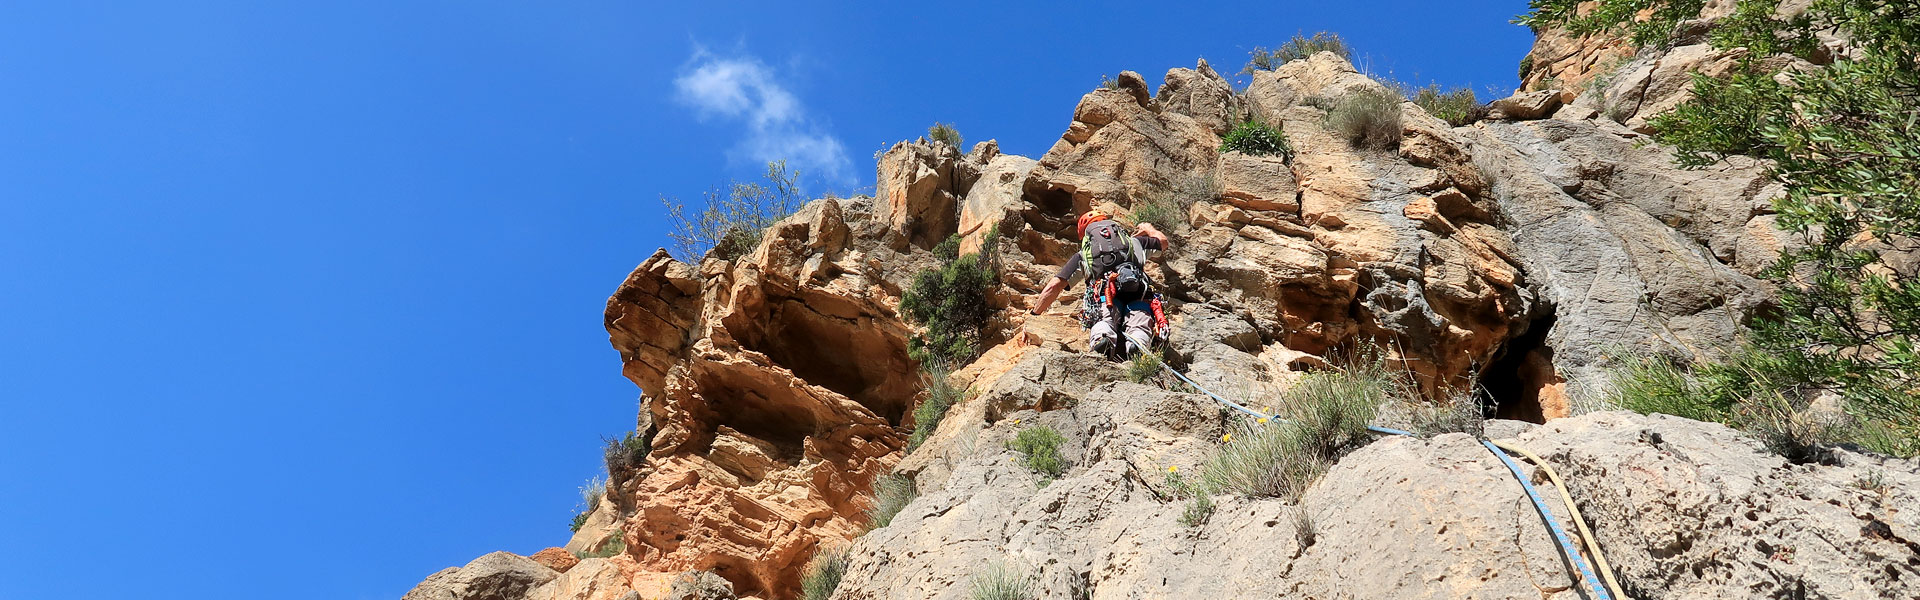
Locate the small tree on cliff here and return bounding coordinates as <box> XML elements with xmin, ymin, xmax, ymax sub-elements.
<box><xmin>661</xmin><ymin>160</ymin><xmax>802</xmax><ymax>262</ymax></box>
<box><xmin>1523</xmin><ymin>0</ymin><xmax>1920</xmax><ymax>456</ymax></box>
<box><xmin>901</xmin><ymin>229</ymin><xmax>1000</xmax><ymax>367</ymax></box>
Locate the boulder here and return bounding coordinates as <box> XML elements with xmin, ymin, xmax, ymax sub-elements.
<box><xmin>1215</xmin><ymin>151</ymin><xmax>1299</xmax><ymax>212</ymax></box>
<box><xmin>1486</xmin><ymin>89</ymin><xmax>1563</xmax><ymax>120</ymax></box>
<box><xmin>526</xmin><ymin>558</ymin><xmax>639</xmax><ymax>600</ymax></box>
<box><xmin>402</xmin><ymin>552</ymin><xmax>559</xmax><ymax>600</ymax></box>
<box><xmin>528</xmin><ymin>548</ymin><xmax>579</xmax><ymax>574</ymax></box>
<box><xmin>665</xmin><ymin>571</ymin><xmax>736</xmax><ymax>600</ymax></box>
<box><xmin>1155</xmin><ymin>59</ymin><xmax>1246</xmax><ymax>135</ymax></box>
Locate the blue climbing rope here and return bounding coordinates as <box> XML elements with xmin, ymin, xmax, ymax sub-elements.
<box><xmin>1158</xmin><ymin>362</ymin><xmax>1413</xmax><ymax>437</ymax></box>
<box><xmin>1480</xmin><ymin>440</ymin><xmax>1614</xmax><ymax>600</ymax></box>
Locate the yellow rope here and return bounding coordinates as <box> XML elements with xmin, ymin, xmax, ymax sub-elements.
<box><xmin>1491</xmin><ymin>439</ymin><xmax>1623</xmax><ymax>597</ymax></box>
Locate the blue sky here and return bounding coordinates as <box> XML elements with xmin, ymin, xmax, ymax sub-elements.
<box><xmin>0</xmin><ymin>2</ymin><xmax>1531</xmax><ymax>598</ymax></box>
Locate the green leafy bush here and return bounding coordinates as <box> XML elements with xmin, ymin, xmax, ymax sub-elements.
<box><xmin>900</xmin><ymin>230</ymin><xmax>1000</xmax><ymax>366</ymax></box>
<box><xmin>1324</xmin><ymin>88</ymin><xmax>1403</xmax><ymax>150</ymax></box>
<box><xmin>1218</xmin><ymin>120</ymin><xmax>1295</xmax><ymax>159</ymax></box>
<box><xmin>1523</xmin><ymin>0</ymin><xmax>1920</xmax><ymax>458</ymax></box>
<box><xmin>1007</xmin><ymin>426</ymin><xmax>1067</xmax><ymax>477</ymax></box>
<box><xmin>928</xmin><ymin>122</ymin><xmax>963</xmax><ymax>148</ymax></box>
<box><xmin>1404</xmin><ymin>84</ymin><xmax>1486</xmax><ymax>127</ymax></box>
<box><xmin>1179</xmin><ymin>494</ymin><xmax>1215</xmax><ymax>527</ymax></box>
<box><xmin>967</xmin><ymin>561</ymin><xmax>1033</xmax><ymax>600</ymax></box>
<box><xmin>661</xmin><ymin>160</ymin><xmax>802</xmax><ymax>262</ymax></box>
<box><xmin>1126</xmin><ymin>351</ymin><xmax>1164</xmax><ymax>384</ymax></box>
<box><xmin>1514</xmin><ymin>0</ymin><xmax>1708</xmax><ymax>48</ymax></box>
<box><xmin>801</xmin><ymin>546</ymin><xmax>850</xmax><ymax>600</ymax></box>
<box><xmin>865</xmin><ymin>474</ymin><xmax>918</xmax><ymax>530</ymax></box>
<box><xmin>1517</xmin><ymin>55</ymin><xmax>1535</xmax><ymax>81</ymax></box>
<box><xmin>908</xmin><ymin>362</ymin><xmax>966</xmax><ymax>451</ymax></box>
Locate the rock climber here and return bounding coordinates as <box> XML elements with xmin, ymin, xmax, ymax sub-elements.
<box><xmin>1028</xmin><ymin>210</ymin><xmax>1172</xmax><ymax>360</ymax></box>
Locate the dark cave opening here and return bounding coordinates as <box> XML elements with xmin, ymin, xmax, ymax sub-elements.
<box><xmin>1480</xmin><ymin>311</ymin><xmax>1559</xmax><ymax>424</ymax></box>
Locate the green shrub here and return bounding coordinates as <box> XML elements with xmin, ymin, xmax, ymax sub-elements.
<box><xmin>604</xmin><ymin>430</ymin><xmax>652</xmax><ymax>479</ymax></box>
<box><xmin>1293</xmin><ymin>508</ymin><xmax>1317</xmax><ymax>547</ymax></box>
<box><xmin>1402</xmin><ymin>386</ymin><xmax>1485</xmax><ymax>437</ymax></box>
<box><xmin>865</xmin><ymin>474</ymin><xmax>918</xmax><ymax>530</ymax></box>
<box><xmin>908</xmin><ymin>362</ymin><xmax>966</xmax><ymax>451</ymax></box>
<box><xmin>1607</xmin><ymin>347</ymin><xmax>1895</xmax><ymax>459</ymax></box>
<box><xmin>901</xmin><ymin>230</ymin><xmax>1000</xmax><ymax>366</ymax></box>
<box><xmin>661</xmin><ymin>160</ymin><xmax>802</xmax><ymax>262</ymax></box>
<box><xmin>1161</xmin><ymin>468</ymin><xmax>1194</xmax><ymax>499</ymax></box>
<box><xmin>569</xmin><ymin>475</ymin><xmax>606</xmax><ymax>532</ymax></box>
<box><xmin>967</xmin><ymin>561</ymin><xmax>1033</xmax><ymax>600</ymax></box>
<box><xmin>1517</xmin><ymin>55</ymin><xmax>1535</xmax><ymax>80</ymax></box>
<box><xmin>1324</xmin><ymin>88</ymin><xmax>1403</xmax><ymax>150</ymax></box>
<box><xmin>1199</xmin><ymin>361</ymin><xmax>1396</xmax><ymax>499</ymax></box>
<box><xmin>1007</xmin><ymin>426</ymin><xmax>1067</xmax><ymax>477</ymax></box>
<box><xmin>1099</xmin><ymin>73</ymin><xmax>1120</xmax><ymax>90</ymax></box>
<box><xmin>928</xmin><ymin>122</ymin><xmax>963</xmax><ymax>148</ymax></box>
<box><xmin>1218</xmin><ymin>120</ymin><xmax>1295</xmax><ymax>159</ymax></box>
<box><xmin>1126</xmin><ymin>351</ymin><xmax>1164</xmax><ymax>384</ymax></box>
<box><xmin>801</xmin><ymin>546</ymin><xmax>850</xmax><ymax>600</ymax></box>
<box><xmin>1277</xmin><ymin>31</ymin><xmax>1350</xmax><ymax>62</ymax></box>
<box><xmin>1514</xmin><ymin>0</ymin><xmax>1708</xmax><ymax>48</ymax></box>
<box><xmin>1127</xmin><ymin>174</ymin><xmax>1217</xmax><ymax>234</ymax></box>
<box><xmin>576</xmin><ymin>535</ymin><xmax>626</xmax><ymax>559</ymax></box>
<box><xmin>1179</xmin><ymin>494</ymin><xmax>1215</xmax><ymax>527</ymax></box>
<box><xmin>1404</xmin><ymin>84</ymin><xmax>1486</xmax><ymax>127</ymax></box>
<box><xmin>1519</xmin><ymin>0</ymin><xmax>1920</xmax><ymax>458</ymax></box>
<box><xmin>1242</xmin><ymin>31</ymin><xmax>1350</xmax><ymax>74</ymax></box>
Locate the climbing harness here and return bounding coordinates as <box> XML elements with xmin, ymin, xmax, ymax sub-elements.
<box><xmin>1156</xmin><ymin>361</ymin><xmax>1620</xmax><ymax>600</ymax></box>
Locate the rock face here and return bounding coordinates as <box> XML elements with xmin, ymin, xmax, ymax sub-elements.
<box><xmin>412</xmin><ymin>15</ymin><xmax>1914</xmax><ymax>600</ymax></box>
<box><xmin>832</xmin><ymin>354</ymin><xmax>1920</xmax><ymax>599</ymax></box>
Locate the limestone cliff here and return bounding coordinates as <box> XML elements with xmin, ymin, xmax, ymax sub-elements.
<box><xmin>405</xmin><ymin>15</ymin><xmax>1915</xmax><ymax>600</ymax></box>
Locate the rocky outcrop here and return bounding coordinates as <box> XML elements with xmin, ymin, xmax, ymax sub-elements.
<box><xmin>835</xmin><ymin>354</ymin><xmax>1920</xmax><ymax>599</ymax></box>
<box><xmin>1517</xmin><ymin>0</ymin><xmax>1847</xmax><ymax>133</ymax></box>
<box><xmin>596</xmin><ymin>196</ymin><xmax>937</xmax><ymax>598</ymax></box>
<box><xmin>405</xmin><ymin>552</ymin><xmax>560</xmax><ymax>600</ymax></box>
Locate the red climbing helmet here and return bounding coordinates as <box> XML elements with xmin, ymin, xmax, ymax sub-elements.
<box><xmin>1076</xmin><ymin>210</ymin><xmax>1111</xmax><ymax>238</ymax></box>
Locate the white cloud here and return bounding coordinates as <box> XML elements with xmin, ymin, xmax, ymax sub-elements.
<box><xmin>673</xmin><ymin>50</ymin><xmax>851</xmax><ymax>185</ymax></box>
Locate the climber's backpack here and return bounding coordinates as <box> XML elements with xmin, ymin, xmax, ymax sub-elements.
<box><xmin>1081</xmin><ymin>219</ymin><xmax>1148</xmax><ymax>304</ymax></box>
